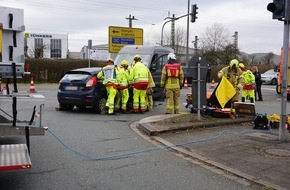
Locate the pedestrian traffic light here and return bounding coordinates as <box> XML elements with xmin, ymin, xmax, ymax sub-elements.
<box><xmin>191</xmin><ymin>4</ymin><xmax>198</xmax><ymax>23</ymax></box>
<box><xmin>267</xmin><ymin>0</ymin><xmax>285</xmax><ymax>19</ymax></box>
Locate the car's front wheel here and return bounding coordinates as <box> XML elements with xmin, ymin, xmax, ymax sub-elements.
<box><xmin>95</xmin><ymin>96</ymin><xmax>107</xmax><ymax>113</ymax></box>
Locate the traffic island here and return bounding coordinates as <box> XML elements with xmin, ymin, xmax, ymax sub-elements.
<box><xmin>138</xmin><ymin>113</ymin><xmax>254</xmax><ymax>136</ymax></box>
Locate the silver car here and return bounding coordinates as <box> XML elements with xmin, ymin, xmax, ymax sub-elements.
<box><xmin>261</xmin><ymin>69</ymin><xmax>279</xmax><ymax>85</ymax></box>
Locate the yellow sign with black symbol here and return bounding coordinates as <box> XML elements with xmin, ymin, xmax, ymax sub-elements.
<box><xmin>24</xmin><ymin>33</ymin><xmax>30</xmax><ymax>38</ymax></box>
<box><xmin>108</xmin><ymin>26</ymin><xmax>143</xmax><ymax>53</ymax></box>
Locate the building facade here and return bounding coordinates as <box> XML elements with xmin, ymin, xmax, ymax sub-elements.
<box><xmin>81</xmin><ymin>44</ymin><xmax>111</xmax><ymax>61</ymax></box>
<box><xmin>24</xmin><ymin>33</ymin><xmax>68</xmax><ymax>59</ymax></box>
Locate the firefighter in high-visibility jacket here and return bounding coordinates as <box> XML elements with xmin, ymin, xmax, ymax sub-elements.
<box><xmin>160</xmin><ymin>53</ymin><xmax>184</xmax><ymax>114</ymax></box>
<box><xmin>116</xmin><ymin>60</ymin><xmax>130</xmax><ymax>113</ymax></box>
<box><xmin>217</xmin><ymin>59</ymin><xmax>244</xmax><ymax>104</ymax></box>
<box><xmin>143</xmin><ymin>62</ymin><xmax>155</xmax><ymax>111</ymax></box>
<box><xmin>129</xmin><ymin>55</ymin><xmax>149</xmax><ymax>113</ymax></box>
<box><xmin>239</xmin><ymin>63</ymin><xmax>255</xmax><ymax>103</ymax></box>
<box><xmin>97</xmin><ymin>58</ymin><xmax>118</xmax><ymax>115</ymax></box>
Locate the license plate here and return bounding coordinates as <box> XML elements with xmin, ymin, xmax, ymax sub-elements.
<box><xmin>65</xmin><ymin>86</ymin><xmax>78</xmax><ymax>90</ymax></box>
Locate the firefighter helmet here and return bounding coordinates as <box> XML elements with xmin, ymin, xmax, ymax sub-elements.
<box><xmin>106</xmin><ymin>58</ymin><xmax>114</xmax><ymax>64</ymax></box>
<box><xmin>239</xmin><ymin>63</ymin><xmax>245</xmax><ymax>69</ymax></box>
<box><xmin>121</xmin><ymin>60</ymin><xmax>128</xmax><ymax>67</ymax></box>
<box><xmin>134</xmin><ymin>54</ymin><xmax>141</xmax><ymax>61</ymax></box>
<box><xmin>168</xmin><ymin>53</ymin><xmax>176</xmax><ymax>60</ymax></box>
<box><xmin>229</xmin><ymin>59</ymin><xmax>239</xmax><ymax>68</ymax></box>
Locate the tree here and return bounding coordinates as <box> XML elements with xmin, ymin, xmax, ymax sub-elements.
<box><xmin>262</xmin><ymin>52</ymin><xmax>275</xmax><ymax>65</ymax></box>
<box><xmin>27</xmin><ymin>43</ymin><xmax>50</xmax><ymax>59</ymax></box>
<box><xmin>199</xmin><ymin>23</ymin><xmax>238</xmax><ymax>65</ymax></box>
<box><xmin>200</xmin><ymin>23</ymin><xmax>231</xmax><ymax>52</ymax></box>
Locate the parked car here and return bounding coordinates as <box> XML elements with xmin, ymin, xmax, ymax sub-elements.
<box><xmin>57</xmin><ymin>67</ymin><xmax>107</xmax><ymax>112</ymax></box>
<box><xmin>261</xmin><ymin>69</ymin><xmax>279</xmax><ymax>85</ymax></box>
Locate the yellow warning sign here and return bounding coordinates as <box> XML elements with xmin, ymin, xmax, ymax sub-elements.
<box><xmin>108</xmin><ymin>26</ymin><xmax>143</xmax><ymax>53</ymax></box>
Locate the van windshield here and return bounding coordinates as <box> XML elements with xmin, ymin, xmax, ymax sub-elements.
<box><xmin>114</xmin><ymin>53</ymin><xmax>152</xmax><ymax>67</ymax></box>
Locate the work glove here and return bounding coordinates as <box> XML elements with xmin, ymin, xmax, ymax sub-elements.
<box><xmin>218</xmin><ymin>72</ymin><xmax>223</xmax><ymax>79</ymax></box>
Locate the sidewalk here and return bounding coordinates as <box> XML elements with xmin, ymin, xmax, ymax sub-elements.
<box><xmin>138</xmin><ymin>113</ymin><xmax>290</xmax><ymax>190</ymax></box>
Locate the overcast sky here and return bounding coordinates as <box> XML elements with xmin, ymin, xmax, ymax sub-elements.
<box><xmin>0</xmin><ymin>0</ymin><xmax>284</xmax><ymax>55</ymax></box>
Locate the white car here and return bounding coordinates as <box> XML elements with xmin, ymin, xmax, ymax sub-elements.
<box><xmin>261</xmin><ymin>69</ymin><xmax>279</xmax><ymax>85</ymax></box>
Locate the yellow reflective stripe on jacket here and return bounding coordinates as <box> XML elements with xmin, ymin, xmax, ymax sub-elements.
<box><xmin>116</xmin><ymin>67</ymin><xmax>129</xmax><ymax>87</ymax></box>
<box><xmin>129</xmin><ymin>62</ymin><xmax>149</xmax><ymax>84</ymax></box>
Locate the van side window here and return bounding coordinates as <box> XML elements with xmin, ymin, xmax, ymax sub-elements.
<box><xmin>152</xmin><ymin>54</ymin><xmax>167</xmax><ymax>71</ymax></box>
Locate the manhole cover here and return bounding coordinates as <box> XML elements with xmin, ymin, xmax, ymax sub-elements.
<box><xmin>264</xmin><ymin>148</ymin><xmax>290</xmax><ymax>157</ymax></box>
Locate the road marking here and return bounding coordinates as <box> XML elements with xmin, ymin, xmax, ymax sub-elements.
<box><xmin>262</xmin><ymin>87</ymin><xmax>276</xmax><ymax>91</ymax></box>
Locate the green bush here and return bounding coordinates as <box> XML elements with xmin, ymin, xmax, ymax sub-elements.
<box><xmin>19</xmin><ymin>59</ymin><xmax>106</xmax><ymax>83</ymax></box>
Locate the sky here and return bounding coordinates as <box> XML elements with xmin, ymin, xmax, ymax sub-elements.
<box><xmin>0</xmin><ymin>0</ymin><xmax>284</xmax><ymax>55</ymax></box>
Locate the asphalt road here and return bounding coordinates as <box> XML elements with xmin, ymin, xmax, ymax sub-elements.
<box><xmin>0</xmin><ymin>83</ymin><xmax>283</xmax><ymax>190</ymax></box>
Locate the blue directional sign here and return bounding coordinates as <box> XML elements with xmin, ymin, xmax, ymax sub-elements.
<box><xmin>112</xmin><ymin>38</ymin><xmax>135</xmax><ymax>44</ymax></box>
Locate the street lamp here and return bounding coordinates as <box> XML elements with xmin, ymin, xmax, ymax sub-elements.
<box><xmin>160</xmin><ymin>19</ymin><xmax>172</xmax><ymax>46</ymax></box>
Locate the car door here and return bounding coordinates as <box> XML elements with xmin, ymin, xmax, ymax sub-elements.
<box><xmin>149</xmin><ymin>54</ymin><xmax>168</xmax><ymax>99</ymax></box>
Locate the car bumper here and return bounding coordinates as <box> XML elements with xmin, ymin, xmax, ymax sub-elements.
<box><xmin>57</xmin><ymin>91</ymin><xmax>97</xmax><ymax>106</ymax></box>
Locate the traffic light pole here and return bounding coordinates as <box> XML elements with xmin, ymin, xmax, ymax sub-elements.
<box><xmin>279</xmin><ymin>0</ymin><xmax>290</xmax><ymax>141</ymax></box>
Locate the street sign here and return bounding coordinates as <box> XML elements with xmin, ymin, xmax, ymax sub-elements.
<box><xmin>108</xmin><ymin>26</ymin><xmax>143</xmax><ymax>53</ymax></box>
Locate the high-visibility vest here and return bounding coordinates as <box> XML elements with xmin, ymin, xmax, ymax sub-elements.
<box><xmin>116</xmin><ymin>67</ymin><xmax>129</xmax><ymax>90</ymax></box>
<box><xmin>130</xmin><ymin>62</ymin><xmax>149</xmax><ymax>90</ymax></box>
<box><xmin>102</xmin><ymin>65</ymin><xmax>117</xmax><ymax>86</ymax></box>
<box><xmin>165</xmin><ymin>63</ymin><xmax>181</xmax><ymax>78</ymax></box>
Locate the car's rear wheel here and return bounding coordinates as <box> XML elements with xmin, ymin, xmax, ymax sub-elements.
<box><xmin>95</xmin><ymin>96</ymin><xmax>107</xmax><ymax>113</ymax></box>
<box><xmin>60</xmin><ymin>104</ymin><xmax>74</xmax><ymax>111</ymax></box>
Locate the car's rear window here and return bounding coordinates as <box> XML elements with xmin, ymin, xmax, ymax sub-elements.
<box><xmin>61</xmin><ymin>73</ymin><xmax>91</xmax><ymax>81</ymax></box>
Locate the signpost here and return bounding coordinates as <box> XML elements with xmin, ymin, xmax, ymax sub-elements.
<box><xmin>108</xmin><ymin>26</ymin><xmax>143</xmax><ymax>53</ymax></box>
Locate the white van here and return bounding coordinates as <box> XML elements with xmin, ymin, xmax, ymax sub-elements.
<box><xmin>114</xmin><ymin>45</ymin><xmax>174</xmax><ymax>100</ymax></box>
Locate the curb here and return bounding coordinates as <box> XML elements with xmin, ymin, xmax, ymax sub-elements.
<box><xmin>138</xmin><ymin>113</ymin><xmax>254</xmax><ymax>136</ymax></box>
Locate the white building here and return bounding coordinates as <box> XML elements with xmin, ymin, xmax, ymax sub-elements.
<box><xmin>24</xmin><ymin>33</ymin><xmax>68</xmax><ymax>59</ymax></box>
<box><xmin>81</xmin><ymin>44</ymin><xmax>111</xmax><ymax>61</ymax></box>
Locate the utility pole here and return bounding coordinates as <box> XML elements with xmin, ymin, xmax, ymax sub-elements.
<box><xmin>126</xmin><ymin>14</ymin><xmax>137</xmax><ymax>28</ymax></box>
<box><xmin>233</xmin><ymin>31</ymin><xmax>238</xmax><ymax>49</ymax></box>
<box><xmin>192</xmin><ymin>35</ymin><xmax>198</xmax><ymax>55</ymax></box>
<box><xmin>170</xmin><ymin>14</ymin><xmax>175</xmax><ymax>49</ymax></box>
<box><xmin>232</xmin><ymin>31</ymin><xmax>238</xmax><ymax>57</ymax></box>
<box><xmin>161</xmin><ymin>14</ymin><xmax>181</xmax><ymax>50</ymax></box>
<box><xmin>88</xmin><ymin>39</ymin><xmax>92</xmax><ymax>68</ymax></box>
<box><xmin>186</xmin><ymin>0</ymin><xmax>190</xmax><ymax>67</ymax></box>
<box><xmin>279</xmin><ymin>0</ymin><xmax>289</xmax><ymax>141</ymax></box>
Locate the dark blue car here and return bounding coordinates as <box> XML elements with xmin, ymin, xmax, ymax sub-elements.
<box><xmin>57</xmin><ymin>67</ymin><xmax>107</xmax><ymax>113</ymax></box>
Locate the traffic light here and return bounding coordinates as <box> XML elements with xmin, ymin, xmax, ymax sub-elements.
<box><xmin>191</xmin><ymin>4</ymin><xmax>198</xmax><ymax>23</ymax></box>
<box><xmin>267</xmin><ymin>0</ymin><xmax>285</xmax><ymax>19</ymax></box>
